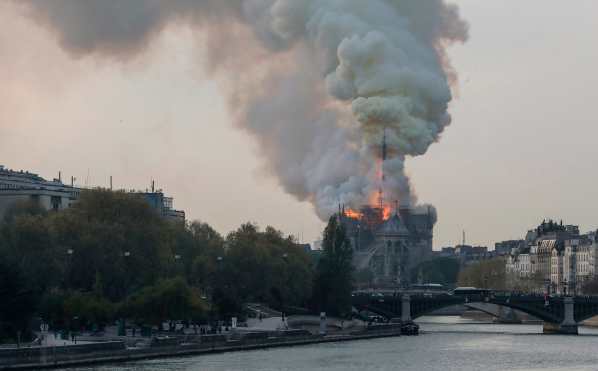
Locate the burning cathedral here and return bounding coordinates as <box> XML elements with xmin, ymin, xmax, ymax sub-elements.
<box><xmin>339</xmin><ymin>132</ymin><xmax>435</xmax><ymax>289</ymax></box>
<box><xmin>19</xmin><ymin>1</ymin><xmax>464</xmax><ymax>289</ymax></box>
<box><xmin>340</xmin><ymin>200</ymin><xmax>434</xmax><ymax>289</ymax></box>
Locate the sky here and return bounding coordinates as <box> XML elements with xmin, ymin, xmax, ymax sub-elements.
<box><xmin>1</xmin><ymin>1</ymin><xmax>597</xmax><ymax>249</ymax></box>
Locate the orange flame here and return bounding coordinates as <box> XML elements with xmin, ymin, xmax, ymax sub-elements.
<box><xmin>344</xmin><ymin>208</ymin><xmax>363</xmax><ymax>219</ymax></box>
<box><xmin>382</xmin><ymin>205</ymin><xmax>392</xmax><ymax>220</ymax></box>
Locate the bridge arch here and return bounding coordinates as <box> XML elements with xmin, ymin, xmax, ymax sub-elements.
<box><xmin>352</xmin><ymin>294</ymin><xmax>564</xmax><ymax>323</ymax></box>
<box><xmin>353</xmin><ymin>293</ymin><xmax>598</xmax><ymax>334</ymax></box>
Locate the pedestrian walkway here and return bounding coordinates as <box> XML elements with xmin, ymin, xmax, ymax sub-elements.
<box><xmin>39</xmin><ymin>333</ymin><xmax>91</xmax><ymax>347</ymax></box>
<box><xmin>245</xmin><ymin>316</ymin><xmax>288</xmax><ymax>331</ymax></box>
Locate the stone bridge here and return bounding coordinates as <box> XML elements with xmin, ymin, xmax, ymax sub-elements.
<box><xmin>463</xmin><ymin>302</ymin><xmax>521</xmax><ymax>323</ymax></box>
<box><xmin>352</xmin><ymin>292</ymin><xmax>598</xmax><ymax>334</ymax></box>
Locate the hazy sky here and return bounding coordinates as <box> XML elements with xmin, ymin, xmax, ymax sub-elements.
<box><xmin>1</xmin><ymin>1</ymin><xmax>597</xmax><ymax>249</ymax></box>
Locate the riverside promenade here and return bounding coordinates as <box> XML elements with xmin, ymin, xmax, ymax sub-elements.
<box><xmin>0</xmin><ymin>318</ymin><xmax>406</xmax><ymax>370</ymax></box>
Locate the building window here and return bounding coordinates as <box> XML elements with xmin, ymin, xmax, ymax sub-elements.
<box><xmin>51</xmin><ymin>196</ymin><xmax>62</xmax><ymax>211</ymax></box>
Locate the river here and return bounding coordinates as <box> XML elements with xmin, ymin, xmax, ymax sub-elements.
<box><xmin>58</xmin><ymin>317</ymin><xmax>598</xmax><ymax>371</ymax></box>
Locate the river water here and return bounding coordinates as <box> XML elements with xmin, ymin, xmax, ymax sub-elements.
<box><xmin>60</xmin><ymin>317</ymin><xmax>598</xmax><ymax>371</ymax></box>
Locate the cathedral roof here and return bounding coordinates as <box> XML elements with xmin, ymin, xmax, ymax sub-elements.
<box><xmin>376</xmin><ymin>214</ymin><xmax>410</xmax><ymax>237</ymax></box>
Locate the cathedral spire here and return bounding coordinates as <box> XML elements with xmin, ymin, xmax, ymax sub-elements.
<box><xmin>378</xmin><ymin>128</ymin><xmax>387</xmax><ymax>211</ymax></box>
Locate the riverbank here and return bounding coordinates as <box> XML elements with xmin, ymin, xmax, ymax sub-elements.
<box><xmin>0</xmin><ymin>328</ymin><xmax>404</xmax><ymax>370</ymax></box>
<box><xmin>50</xmin><ymin>324</ymin><xmax>598</xmax><ymax>371</ymax></box>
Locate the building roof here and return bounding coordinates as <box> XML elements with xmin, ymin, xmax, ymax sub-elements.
<box><xmin>376</xmin><ymin>214</ymin><xmax>410</xmax><ymax>237</ymax></box>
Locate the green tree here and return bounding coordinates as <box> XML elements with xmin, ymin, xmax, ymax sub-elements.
<box><xmin>0</xmin><ymin>204</ymin><xmax>62</xmax><ymax>293</ymax></box>
<box><xmin>62</xmin><ymin>291</ymin><xmax>116</xmax><ymax>330</ymax></box>
<box><xmin>410</xmin><ymin>257</ymin><xmax>461</xmax><ymax>286</ymax></box>
<box><xmin>0</xmin><ymin>257</ymin><xmax>38</xmax><ymax>342</ymax></box>
<box><xmin>123</xmin><ymin>277</ymin><xmax>206</xmax><ymax>327</ymax></box>
<box><xmin>49</xmin><ymin>189</ymin><xmax>173</xmax><ymax>300</ymax></box>
<box><xmin>208</xmin><ymin>223</ymin><xmax>313</xmax><ymax>317</ymax></box>
<box><xmin>457</xmin><ymin>258</ymin><xmax>506</xmax><ymax>290</ymax></box>
<box><xmin>312</xmin><ymin>215</ymin><xmax>353</xmax><ymax>317</ymax></box>
<box><xmin>188</xmin><ymin>221</ymin><xmax>224</xmax><ymax>289</ymax></box>
<box><xmin>0</xmin><ymin>189</ymin><xmax>317</xmax><ymax>333</ymax></box>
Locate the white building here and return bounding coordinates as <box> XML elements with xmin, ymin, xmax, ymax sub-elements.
<box><xmin>508</xmin><ymin>253</ymin><xmax>532</xmax><ymax>278</ymax></box>
<box><xmin>506</xmin><ymin>220</ymin><xmax>598</xmax><ymax>295</ymax></box>
<box><xmin>573</xmin><ymin>237</ymin><xmax>598</xmax><ymax>289</ymax></box>
<box><xmin>0</xmin><ymin>165</ymin><xmax>80</xmax><ymax>219</ymax></box>
<box><xmin>0</xmin><ymin>165</ymin><xmax>185</xmax><ymax>223</ymax></box>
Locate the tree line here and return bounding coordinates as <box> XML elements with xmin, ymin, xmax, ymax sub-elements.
<box><xmin>0</xmin><ymin>189</ymin><xmax>354</xmax><ymax>342</ymax></box>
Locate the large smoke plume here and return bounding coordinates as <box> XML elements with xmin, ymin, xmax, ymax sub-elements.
<box><xmin>19</xmin><ymin>0</ymin><xmax>468</xmax><ymax>221</ymax></box>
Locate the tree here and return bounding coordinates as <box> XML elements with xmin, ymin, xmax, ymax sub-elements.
<box><xmin>0</xmin><ymin>257</ymin><xmax>38</xmax><ymax>342</ymax></box>
<box><xmin>410</xmin><ymin>257</ymin><xmax>460</xmax><ymax>286</ymax></box>
<box><xmin>505</xmin><ymin>270</ymin><xmax>544</xmax><ymax>293</ymax></box>
<box><xmin>457</xmin><ymin>258</ymin><xmax>506</xmax><ymax>290</ymax></box>
<box><xmin>62</xmin><ymin>291</ymin><xmax>115</xmax><ymax>331</ymax></box>
<box><xmin>188</xmin><ymin>221</ymin><xmax>225</xmax><ymax>289</ymax></box>
<box><xmin>123</xmin><ymin>277</ymin><xmax>206</xmax><ymax>328</ymax></box>
<box><xmin>312</xmin><ymin>215</ymin><xmax>353</xmax><ymax>317</ymax></box>
<box><xmin>0</xmin><ymin>189</ymin><xmax>318</xmax><ymax>333</ymax></box>
<box><xmin>0</xmin><ymin>205</ymin><xmax>62</xmax><ymax>294</ymax></box>
<box><xmin>49</xmin><ymin>189</ymin><xmax>173</xmax><ymax>300</ymax></box>
<box><xmin>212</xmin><ymin>223</ymin><xmax>313</xmax><ymax>317</ymax></box>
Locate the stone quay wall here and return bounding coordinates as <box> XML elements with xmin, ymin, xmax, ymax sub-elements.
<box><xmin>0</xmin><ymin>327</ymin><xmax>401</xmax><ymax>370</ymax></box>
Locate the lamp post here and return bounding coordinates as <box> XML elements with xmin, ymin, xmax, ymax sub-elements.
<box><xmin>281</xmin><ymin>253</ymin><xmax>289</xmax><ymax>326</ymax></box>
<box><xmin>211</xmin><ymin>256</ymin><xmax>223</xmax><ymax>333</ymax></box>
<box><xmin>171</xmin><ymin>253</ymin><xmax>182</xmax><ymax>278</ymax></box>
<box><xmin>123</xmin><ymin>251</ymin><xmax>131</xmax><ymax>289</ymax></box>
<box><xmin>120</xmin><ymin>251</ymin><xmax>131</xmax><ymax>337</ymax></box>
<box><xmin>65</xmin><ymin>248</ymin><xmax>74</xmax><ymax>288</ymax></box>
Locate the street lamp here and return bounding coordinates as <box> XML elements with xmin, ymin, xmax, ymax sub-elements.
<box><xmin>211</xmin><ymin>256</ymin><xmax>224</xmax><ymax>333</ymax></box>
<box><xmin>281</xmin><ymin>253</ymin><xmax>290</xmax><ymax>326</ymax></box>
<box><xmin>122</xmin><ymin>251</ymin><xmax>132</xmax><ymax>295</ymax></box>
<box><xmin>65</xmin><ymin>248</ymin><xmax>74</xmax><ymax>289</ymax></box>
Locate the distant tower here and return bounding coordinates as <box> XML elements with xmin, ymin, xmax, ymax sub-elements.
<box><xmin>378</xmin><ymin>128</ymin><xmax>387</xmax><ymax>210</ymax></box>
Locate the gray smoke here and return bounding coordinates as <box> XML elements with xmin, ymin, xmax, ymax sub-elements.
<box><xmin>19</xmin><ymin>0</ymin><xmax>468</xmax><ymax>220</ymax></box>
